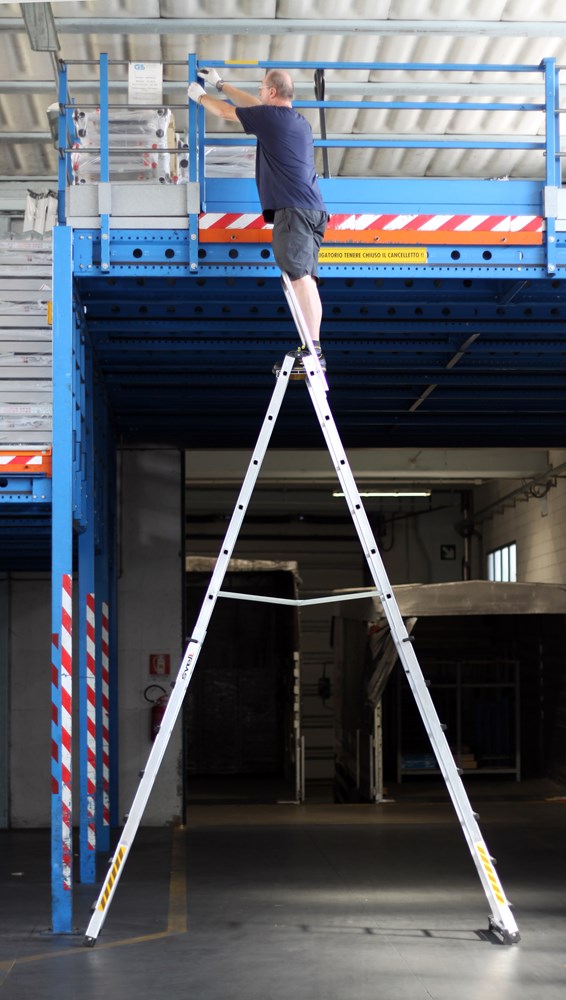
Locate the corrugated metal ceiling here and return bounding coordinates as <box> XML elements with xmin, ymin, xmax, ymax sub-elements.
<box><xmin>0</xmin><ymin>1</ymin><xmax>565</xmax><ymax>180</ymax></box>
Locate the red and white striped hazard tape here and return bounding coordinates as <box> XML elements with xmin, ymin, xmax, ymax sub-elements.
<box><xmin>199</xmin><ymin>212</ymin><xmax>271</xmax><ymax>231</ymax></box>
<box><xmin>101</xmin><ymin>602</ymin><xmax>110</xmax><ymax>831</ymax></box>
<box><xmin>86</xmin><ymin>593</ymin><xmax>96</xmax><ymax>853</ymax></box>
<box><xmin>60</xmin><ymin>574</ymin><xmax>73</xmax><ymax>892</ymax></box>
<box><xmin>200</xmin><ymin>212</ymin><xmax>542</xmax><ymax>232</ymax></box>
<box><xmin>325</xmin><ymin>213</ymin><xmax>543</xmax><ymax>233</ymax></box>
<box><xmin>0</xmin><ymin>451</ymin><xmax>52</xmax><ymax>474</ymax></box>
<box><xmin>199</xmin><ymin>212</ymin><xmax>543</xmax><ymax>244</ymax></box>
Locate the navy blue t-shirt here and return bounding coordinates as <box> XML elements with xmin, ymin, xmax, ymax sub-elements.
<box><xmin>236</xmin><ymin>105</ymin><xmax>326</xmax><ymax>222</ymax></box>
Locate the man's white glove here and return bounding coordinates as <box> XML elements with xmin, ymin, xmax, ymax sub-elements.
<box><xmin>198</xmin><ymin>67</ymin><xmax>224</xmax><ymax>91</ymax></box>
<box><xmin>188</xmin><ymin>82</ymin><xmax>206</xmax><ymax>105</ymax></box>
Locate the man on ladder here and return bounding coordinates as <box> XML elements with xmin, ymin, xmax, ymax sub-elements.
<box><xmin>188</xmin><ymin>65</ymin><xmax>329</xmax><ymax>375</ymax></box>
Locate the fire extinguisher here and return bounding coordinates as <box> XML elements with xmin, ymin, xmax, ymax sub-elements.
<box><xmin>144</xmin><ymin>684</ymin><xmax>168</xmax><ymax>742</ymax></box>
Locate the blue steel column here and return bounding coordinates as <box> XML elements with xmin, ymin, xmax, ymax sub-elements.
<box><xmin>57</xmin><ymin>61</ymin><xmax>69</xmax><ymax>226</ymax></box>
<box><xmin>543</xmin><ymin>57</ymin><xmax>559</xmax><ymax>275</ymax></box>
<box><xmin>188</xmin><ymin>53</ymin><xmax>200</xmax><ymax>271</ymax></box>
<box><xmin>51</xmin><ymin>224</ymin><xmax>74</xmax><ymax>932</ymax></box>
<box><xmin>99</xmin><ymin>53</ymin><xmax>111</xmax><ymax>272</ymax></box>
<box><xmin>78</xmin><ymin>335</ymin><xmax>96</xmax><ymax>882</ymax></box>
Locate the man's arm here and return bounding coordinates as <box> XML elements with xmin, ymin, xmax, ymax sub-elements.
<box><xmin>197</xmin><ymin>91</ymin><xmax>241</xmax><ymax>123</ymax></box>
<box><xmin>197</xmin><ymin>66</ymin><xmax>261</xmax><ymax>114</ymax></box>
<box><xmin>188</xmin><ymin>83</ymin><xmax>259</xmax><ymax>123</ymax></box>
<box><xmin>217</xmin><ymin>82</ymin><xmax>260</xmax><ymax>108</ymax></box>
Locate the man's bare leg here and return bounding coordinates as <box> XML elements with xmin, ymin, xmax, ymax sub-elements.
<box><xmin>291</xmin><ymin>274</ymin><xmax>323</xmax><ymax>345</ymax></box>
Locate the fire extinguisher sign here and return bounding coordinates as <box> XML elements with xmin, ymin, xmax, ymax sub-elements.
<box><xmin>149</xmin><ymin>653</ymin><xmax>170</xmax><ymax>676</ymax></box>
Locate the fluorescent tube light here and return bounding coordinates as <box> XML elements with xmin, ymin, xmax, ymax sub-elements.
<box><xmin>332</xmin><ymin>490</ymin><xmax>432</xmax><ymax>498</ymax></box>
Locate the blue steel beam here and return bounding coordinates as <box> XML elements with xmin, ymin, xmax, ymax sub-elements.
<box><xmin>100</xmin><ymin>371</ymin><xmax>566</xmax><ymax>386</ymax></box>
<box><xmin>0</xmin><ymin>478</ymin><xmax>52</xmax><ymax>501</ymax></box>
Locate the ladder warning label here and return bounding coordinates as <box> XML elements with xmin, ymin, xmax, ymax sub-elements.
<box><xmin>320</xmin><ymin>247</ymin><xmax>428</xmax><ymax>264</ymax></box>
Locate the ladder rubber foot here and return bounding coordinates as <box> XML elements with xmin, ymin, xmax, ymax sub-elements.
<box><xmin>473</xmin><ymin>811</ymin><xmax>480</xmax><ymax>820</ymax></box>
<box><xmin>138</xmin><ymin>770</ymin><xmax>145</xmax><ymax>778</ymax></box>
<box><xmin>83</xmin><ymin>936</ymin><xmax>96</xmax><ymax>948</ymax></box>
<box><xmin>488</xmin><ymin>917</ymin><xmax>520</xmax><ymax>945</ymax></box>
<box><xmin>440</xmin><ymin>723</ymin><xmax>447</xmax><ymax>731</ymax></box>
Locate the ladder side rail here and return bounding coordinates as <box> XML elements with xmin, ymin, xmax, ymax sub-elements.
<box><xmin>84</xmin><ymin>365</ymin><xmax>293</xmax><ymax>945</ymax></box>
<box><xmin>280</xmin><ymin>273</ymin><xmax>328</xmax><ymax>389</ymax></box>
<box><xmin>305</xmin><ymin>369</ymin><xmax>519</xmax><ymax>942</ymax></box>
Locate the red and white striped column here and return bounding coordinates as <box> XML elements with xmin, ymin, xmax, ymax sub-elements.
<box><xmin>60</xmin><ymin>573</ymin><xmax>73</xmax><ymax>893</ymax></box>
<box><xmin>86</xmin><ymin>593</ymin><xmax>96</xmax><ymax>853</ymax></box>
<box><xmin>101</xmin><ymin>601</ymin><xmax>110</xmax><ymax>838</ymax></box>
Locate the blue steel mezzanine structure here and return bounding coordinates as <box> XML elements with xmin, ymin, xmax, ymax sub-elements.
<box><xmin>7</xmin><ymin>53</ymin><xmax>566</xmax><ymax>932</ymax></box>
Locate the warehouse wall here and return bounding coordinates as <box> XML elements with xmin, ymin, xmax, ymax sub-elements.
<box><xmin>474</xmin><ymin>449</ymin><xmax>566</xmax><ymax>583</ymax></box>
<box><xmin>118</xmin><ymin>449</ymin><xmax>183</xmax><ymax>825</ymax></box>
<box><xmin>473</xmin><ymin>448</ymin><xmax>566</xmax><ymax>783</ymax></box>
<box><xmin>6</xmin><ymin>448</ymin><xmax>183</xmax><ymax>828</ymax></box>
<box><xmin>10</xmin><ymin>574</ymin><xmax>50</xmax><ymax>826</ymax></box>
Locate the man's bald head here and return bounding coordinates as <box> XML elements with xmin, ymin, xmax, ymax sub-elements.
<box><xmin>264</xmin><ymin>69</ymin><xmax>294</xmax><ymax>102</ymax></box>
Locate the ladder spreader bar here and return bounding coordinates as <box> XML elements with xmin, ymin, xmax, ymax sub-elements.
<box><xmin>217</xmin><ymin>588</ymin><xmax>381</xmax><ymax>607</ymax></box>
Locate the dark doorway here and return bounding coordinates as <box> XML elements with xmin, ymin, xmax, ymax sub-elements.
<box><xmin>184</xmin><ymin>568</ymin><xmax>299</xmax><ymax>803</ymax></box>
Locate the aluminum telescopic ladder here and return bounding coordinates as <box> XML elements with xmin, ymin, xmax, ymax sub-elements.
<box><xmin>84</xmin><ymin>273</ymin><xmax>520</xmax><ymax>947</ymax></box>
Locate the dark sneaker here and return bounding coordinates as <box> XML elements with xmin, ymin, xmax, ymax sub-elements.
<box><xmin>273</xmin><ymin>346</ymin><xmax>326</xmax><ymax>380</ymax></box>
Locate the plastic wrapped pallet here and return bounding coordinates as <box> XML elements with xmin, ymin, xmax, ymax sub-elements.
<box><xmin>205</xmin><ymin>145</ymin><xmax>256</xmax><ymax>178</ymax></box>
<box><xmin>71</xmin><ymin>108</ymin><xmax>176</xmax><ymax>184</ymax></box>
<box><xmin>175</xmin><ymin>141</ymin><xmax>256</xmax><ymax>182</ymax></box>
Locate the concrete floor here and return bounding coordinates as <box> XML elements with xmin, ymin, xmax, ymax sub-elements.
<box><xmin>1</xmin><ymin>781</ymin><xmax>565</xmax><ymax>1000</ymax></box>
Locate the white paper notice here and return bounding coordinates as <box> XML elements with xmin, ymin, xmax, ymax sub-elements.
<box><xmin>128</xmin><ymin>62</ymin><xmax>163</xmax><ymax>105</ymax></box>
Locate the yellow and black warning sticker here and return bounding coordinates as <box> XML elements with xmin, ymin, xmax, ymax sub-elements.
<box><xmin>475</xmin><ymin>842</ymin><xmax>507</xmax><ymax>907</ymax></box>
<box><xmin>320</xmin><ymin>247</ymin><xmax>428</xmax><ymax>264</ymax></box>
<box><xmin>98</xmin><ymin>844</ymin><xmax>126</xmax><ymax>911</ymax></box>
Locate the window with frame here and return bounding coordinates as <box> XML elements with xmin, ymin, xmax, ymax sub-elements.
<box><xmin>487</xmin><ymin>542</ymin><xmax>517</xmax><ymax>582</ymax></box>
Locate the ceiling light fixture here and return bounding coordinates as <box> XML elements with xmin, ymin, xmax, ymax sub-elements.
<box><xmin>20</xmin><ymin>2</ymin><xmax>60</xmax><ymax>52</ymax></box>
